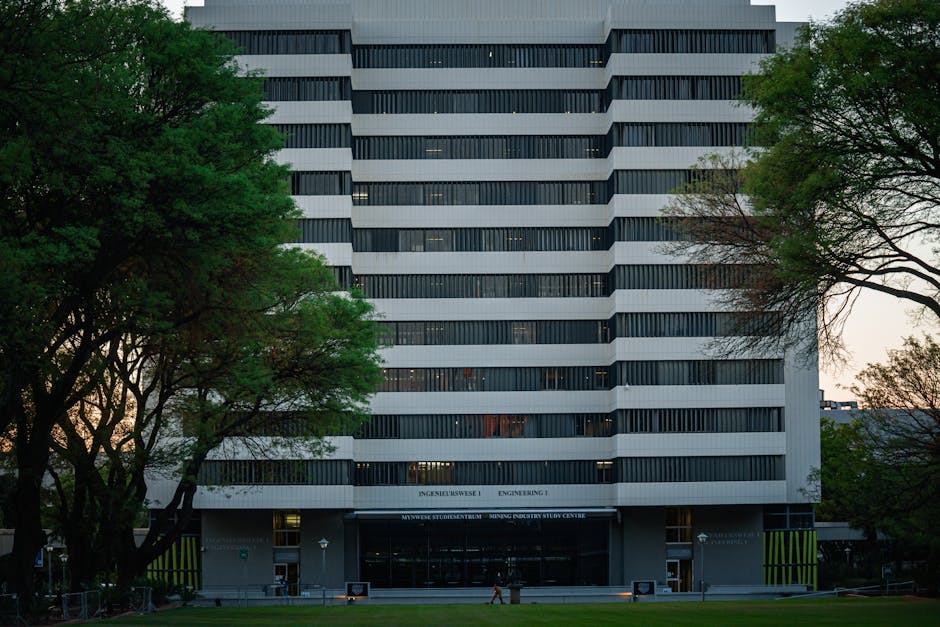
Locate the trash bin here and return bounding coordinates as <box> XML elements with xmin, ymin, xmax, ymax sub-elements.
<box><xmin>509</xmin><ymin>584</ymin><xmax>522</xmax><ymax>604</ymax></box>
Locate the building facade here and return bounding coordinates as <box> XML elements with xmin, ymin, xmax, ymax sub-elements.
<box><xmin>148</xmin><ymin>0</ymin><xmax>820</xmax><ymax>593</ymax></box>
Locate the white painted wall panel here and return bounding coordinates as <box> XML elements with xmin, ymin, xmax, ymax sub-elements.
<box><xmin>372</xmin><ymin>299</ymin><xmax>613</xmax><ymax>321</ymax></box>
<box><xmin>609</xmin><ymin>146</ymin><xmax>735</xmax><ymax>171</ymax></box>
<box><xmin>607</xmin><ymin>100</ymin><xmax>755</xmax><ymax>122</ymax></box>
<box><xmin>193</xmin><ymin>485</ymin><xmax>354</xmax><ymax>509</ymax></box>
<box><xmin>605</xmin><ymin>53</ymin><xmax>763</xmax><ymax>76</ymax></box>
<box><xmin>354</xmin><ymin>484</ymin><xmax>613</xmax><ymax>510</ymax></box>
<box><xmin>263</xmin><ymin>101</ymin><xmax>352</xmax><ymax>124</ymax></box>
<box><xmin>295</xmin><ymin>242</ymin><xmax>351</xmax><ymax>266</ymax></box>
<box><xmin>238</xmin><ymin>54</ymin><xmax>351</xmax><ymax>77</ymax></box>
<box><xmin>351</xmin><ymin>433</ymin><xmax>786</xmax><ymax>462</ymax></box>
<box><xmin>614</xmin><ymin>481</ymin><xmax>788</xmax><ymax>506</ymax></box>
<box><xmin>294</xmin><ymin>195</ymin><xmax>353</xmax><ymax>218</ymax></box>
<box><xmin>277</xmin><ymin>148</ymin><xmax>352</xmax><ymax>171</ymax></box>
<box><xmin>611</xmin><ymin>384</ymin><xmax>786</xmax><ymax>408</ymax></box>
<box><xmin>352</xmin><ymin>68</ymin><xmax>606</xmax><ymax>90</ymax></box>
<box><xmin>380</xmin><ymin>343</ymin><xmax>611</xmax><ymax>368</ymax></box>
<box><xmin>368</xmin><ymin>390</ymin><xmax>612</xmax><ymax>415</ymax></box>
<box><xmin>354</xmin><ymin>114</ymin><xmax>608</xmax><ymax>136</ymax></box>
<box><xmin>353</xmin><ymin>159</ymin><xmax>609</xmax><ymax>182</ymax></box>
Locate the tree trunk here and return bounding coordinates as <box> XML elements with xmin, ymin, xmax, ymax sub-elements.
<box><xmin>115</xmin><ymin>528</ymin><xmax>143</xmax><ymax>591</ymax></box>
<box><xmin>62</xmin><ymin>485</ymin><xmax>96</xmax><ymax>594</ymax></box>
<box><xmin>10</xmin><ymin>446</ymin><xmax>50</xmax><ymax>598</ymax></box>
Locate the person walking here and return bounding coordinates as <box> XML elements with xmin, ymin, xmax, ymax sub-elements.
<box><xmin>488</xmin><ymin>573</ymin><xmax>505</xmax><ymax>604</ymax></box>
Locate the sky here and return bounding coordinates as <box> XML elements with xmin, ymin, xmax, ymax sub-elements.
<box><xmin>158</xmin><ymin>0</ymin><xmax>917</xmax><ymax>400</ymax></box>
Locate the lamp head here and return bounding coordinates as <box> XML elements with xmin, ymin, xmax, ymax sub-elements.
<box><xmin>319</xmin><ymin>538</ymin><xmax>329</xmax><ymax>550</ymax></box>
<box><xmin>697</xmin><ymin>532</ymin><xmax>708</xmax><ymax>544</ymax></box>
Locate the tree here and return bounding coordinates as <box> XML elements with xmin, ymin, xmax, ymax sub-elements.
<box><xmin>813</xmin><ymin>337</ymin><xmax>940</xmax><ymax>590</ymax></box>
<box><xmin>850</xmin><ymin>337</ymin><xmax>940</xmax><ymax>552</ymax></box>
<box><xmin>666</xmin><ymin>0</ymin><xmax>940</xmax><ymax>355</ymax></box>
<box><xmin>46</xmin><ymin>250</ymin><xmax>380</xmax><ymax>590</ymax></box>
<box><xmin>0</xmin><ymin>0</ymin><xmax>380</xmax><ymax>596</ymax></box>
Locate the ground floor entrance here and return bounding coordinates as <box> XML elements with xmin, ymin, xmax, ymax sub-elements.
<box><xmin>196</xmin><ymin>504</ymin><xmax>797</xmax><ymax>591</ymax></box>
<box><xmin>357</xmin><ymin>515</ymin><xmax>610</xmax><ymax>588</ymax></box>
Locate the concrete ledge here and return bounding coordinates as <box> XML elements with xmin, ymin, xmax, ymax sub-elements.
<box><xmin>195</xmin><ymin>584</ymin><xmax>812</xmax><ymax>606</ymax></box>
<box><xmin>371</xmin><ymin>586</ymin><xmax>630</xmax><ymax>605</ymax></box>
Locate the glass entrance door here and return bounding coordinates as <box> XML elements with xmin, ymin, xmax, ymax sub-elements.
<box><xmin>273</xmin><ymin>562</ymin><xmax>299</xmax><ymax>596</ymax></box>
<box><xmin>666</xmin><ymin>559</ymin><xmax>692</xmax><ymax>592</ymax></box>
<box><xmin>359</xmin><ymin>517</ymin><xmax>610</xmax><ymax>587</ymax></box>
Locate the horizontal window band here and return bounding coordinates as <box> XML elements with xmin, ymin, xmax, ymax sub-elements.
<box><xmin>356</xmin><ymin>408</ymin><xmax>784</xmax><ymax>438</ymax></box>
<box><xmin>299</xmin><ymin>219</ymin><xmax>685</xmax><ymax>248</ymax></box>
<box><xmin>355</xmin><ymin>42</ymin><xmax>604</xmax><ymax>68</ymax></box>
<box><xmin>353</xmin><ymin>77</ymin><xmax>743</xmax><ymax>112</ymax></box>
<box><xmin>352</xmin><ymin>124</ymin><xmax>753</xmax><ymax>158</ymax></box>
<box><xmin>195</xmin><ymin>455</ymin><xmax>785</xmax><ymax>485</ymax></box>
<box><xmin>289</xmin><ymin>170</ymin><xmax>722</xmax><ymax>201</ymax></box>
<box><xmin>344</xmin><ymin>266</ymin><xmax>757</xmax><ymax>298</ymax></box>
<box><xmin>197</xmin><ymin>459</ymin><xmax>351</xmax><ymax>486</ymax></box>
<box><xmin>343</xmin><ymin>171</ymin><xmax>715</xmax><ymax>204</ymax></box>
<box><xmin>355</xmin><ymin>456</ymin><xmax>784</xmax><ymax>485</ymax></box>
<box><xmin>268</xmin><ymin>124</ymin><xmax>754</xmax><ymax>152</ymax></box>
<box><xmin>260</xmin><ymin>78</ymin><xmax>743</xmax><ymax>107</ymax></box>
<box><xmin>220</xmin><ymin>407</ymin><xmax>785</xmax><ymax>439</ymax></box>
<box><xmin>215</xmin><ymin>30</ymin><xmax>352</xmax><ymax>55</ymax></box>
<box><xmin>377</xmin><ymin>313</ymin><xmax>780</xmax><ymax>344</ymax></box>
<box><xmin>263</xmin><ymin>77</ymin><xmax>352</xmax><ymax>101</ymax></box>
<box><xmin>344</xmin><ymin>221</ymin><xmax>681</xmax><ymax>250</ymax></box>
<box><xmin>380</xmin><ymin>360</ymin><xmax>783</xmax><ymax>392</ymax></box>
<box><xmin>298</xmin><ymin>218</ymin><xmax>756</xmax><ymax>250</ymax></box>
<box><xmin>274</xmin><ymin>124</ymin><xmax>352</xmax><ymax>148</ymax></box>
<box><xmin>212</xmin><ymin>29</ymin><xmax>774</xmax><ymax>62</ymax></box>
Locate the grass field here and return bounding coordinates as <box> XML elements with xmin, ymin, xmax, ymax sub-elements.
<box><xmin>107</xmin><ymin>598</ymin><xmax>940</xmax><ymax>626</ymax></box>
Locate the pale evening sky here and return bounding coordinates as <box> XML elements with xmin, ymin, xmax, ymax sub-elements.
<box><xmin>159</xmin><ymin>0</ymin><xmax>921</xmax><ymax>400</ymax></box>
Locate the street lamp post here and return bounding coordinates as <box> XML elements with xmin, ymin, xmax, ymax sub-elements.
<box><xmin>697</xmin><ymin>532</ymin><xmax>708</xmax><ymax>602</ymax></box>
<box><xmin>318</xmin><ymin>538</ymin><xmax>329</xmax><ymax>606</ymax></box>
<box><xmin>44</xmin><ymin>545</ymin><xmax>54</xmax><ymax>596</ymax></box>
<box><xmin>59</xmin><ymin>554</ymin><xmax>69</xmax><ymax>593</ymax></box>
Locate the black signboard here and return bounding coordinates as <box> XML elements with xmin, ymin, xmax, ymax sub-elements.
<box><xmin>631</xmin><ymin>580</ymin><xmax>656</xmax><ymax>600</ymax></box>
<box><xmin>345</xmin><ymin>582</ymin><xmax>370</xmax><ymax>598</ymax></box>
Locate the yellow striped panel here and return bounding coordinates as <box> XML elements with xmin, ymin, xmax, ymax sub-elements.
<box><xmin>761</xmin><ymin>530</ymin><xmax>818</xmax><ymax>590</ymax></box>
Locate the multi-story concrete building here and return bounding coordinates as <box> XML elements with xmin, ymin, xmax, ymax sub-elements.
<box><xmin>149</xmin><ymin>0</ymin><xmax>820</xmax><ymax>594</ymax></box>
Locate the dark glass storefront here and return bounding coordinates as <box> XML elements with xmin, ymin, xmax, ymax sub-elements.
<box><xmin>357</xmin><ymin>513</ymin><xmax>610</xmax><ymax>587</ymax></box>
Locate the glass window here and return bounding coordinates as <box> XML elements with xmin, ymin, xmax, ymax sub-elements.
<box><xmin>216</xmin><ymin>30</ymin><xmax>351</xmax><ymax>55</ymax></box>
<box><xmin>273</xmin><ymin>510</ymin><xmax>301</xmax><ymax>547</ymax></box>
<box><xmin>407</xmin><ymin>462</ymin><xmax>455</xmax><ymax>485</ymax></box>
<box><xmin>665</xmin><ymin>507</ymin><xmax>692</xmax><ymax>543</ymax></box>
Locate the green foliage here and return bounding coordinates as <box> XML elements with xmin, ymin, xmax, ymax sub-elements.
<box><xmin>815</xmin><ymin>337</ymin><xmax>940</xmax><ymax>590</ymax></box>
<box><xmin>667</xmin><ymin>0</ymin><xmax>940</xmax><ymax>355</ymax></box>
<box><xmin>0</xmin><ymin>0</ymin><xmax>381</xmax><ymax>595</ymax></box>
<box><xmin>813</xmin><ymin>417</ymin><xmax>866</xmax><ymax>525</ymax></box>
<box><xmin>849</xmin><ymin>337</ymin><xmax>940</xmax><ymax>553</ymax></box>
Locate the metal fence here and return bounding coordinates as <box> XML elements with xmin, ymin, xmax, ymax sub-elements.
<box><xmin>0</xmin><ymin>593</ymin><xmax>27</xmax><ymax>626</ymax></box>
<box><xmin>197</xmin><ymin>584</ymin><xmax>344</xmax><ymax>607</ymax></box>
<box><xmin>61</xmin><ymin>590</ymin><xmax>102</xmax><ymax>620</ymax></box>
<box><xmin>129</xmin><ymin>587</ymin><xmax>156</xmax><ymax>614</ymax></box>
<box><xmin>58</xmin><ymin>586</ymin><xmax>155</xmax><ymax>620</ymax></box>
<box><xmin>777</xmin><ymin>580</ymin><xmax>918</xmax><ymax>599</ymax></box>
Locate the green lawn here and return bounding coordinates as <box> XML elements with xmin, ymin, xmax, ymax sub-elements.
<box><xmin>107</xmin><ymin>598</ymin><xmax>940</xmax><ymax>626</ymax></box>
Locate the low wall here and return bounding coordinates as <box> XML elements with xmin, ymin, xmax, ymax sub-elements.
<box><xmin>194</xmin><ymin>584</ymin><xmax>810</xmax><ymax>606</ymax></box>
